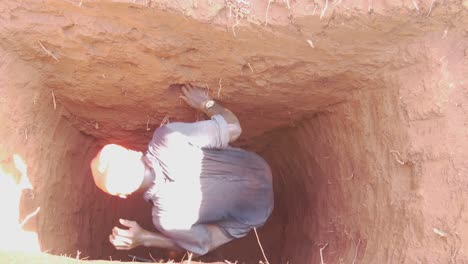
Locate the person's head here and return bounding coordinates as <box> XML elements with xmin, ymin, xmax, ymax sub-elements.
<box><xmin>90</xmin><ymin>144</ymin><xmax>146</xmax><ymax>198</ymax></box>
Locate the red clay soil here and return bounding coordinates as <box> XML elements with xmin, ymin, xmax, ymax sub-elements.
<box><xmin>0</xmin><ymin>0</ymin><xmax>467</xmax><ymax>263</ymax></box>
<box><xmin>0</xmin><ymin>251</ymin><xmax>223</xmax><ymax>264</ymax></box>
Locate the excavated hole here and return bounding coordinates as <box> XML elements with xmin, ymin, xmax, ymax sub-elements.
<box><xmin>2</xmin><ymin>1</ymin><xmax>467</xmax><ymax>263</ymax></box>
<box><xmin>56</xmin><ymin>109</ymin><xmax>335</xmax><ymax>264</ymax></box>
<box><xmin>3</xmin><ymin>77</ymin><xmax>373</xmax><ymax>264</ymax></box>
<box><xmin>15</xmin><ymin>70</ymin><xmax>420</xmax><ymax>264</ymax></box>
<box><xmin>0</xmin><ymin>52</ymin><xmax>438</xmax><ymax>264</ymax></box>
<box><xmin>14</xmin><ymin>88</ymin><xmax>373</xmax><ymax>264</ymax></box>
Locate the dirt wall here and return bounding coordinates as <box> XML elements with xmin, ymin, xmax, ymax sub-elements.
<box><xmin>2</xmin><ymin>0</ymin><xmax>466</xmax><ymax>148</ymax></box>
<box><xmin>0</xmin><ymin>50</ymin><xmax>158</xmax><ymax>261</ymax></box>
<box><xmin>261</xmin><ymin>87</ymin><xmax>415</xmax><ymax>263</ymax></box>
<box><xmin>0</xmin><ymin>0</ymin><xmax>467</xmax><ymax>263</ymax></box>
<box><xmin>255</xmin><ymin>32</ymin><xmax>468</xmax><ymax>263</ymax></box>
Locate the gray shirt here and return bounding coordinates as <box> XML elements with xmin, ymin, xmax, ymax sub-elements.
<box><xmin>144</xmin><ymin>115</ymin><xmax>273</xmax><ymax>255</ymax></box>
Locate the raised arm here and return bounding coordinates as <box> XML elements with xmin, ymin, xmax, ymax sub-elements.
<box><xmin>179</xmin><ymin>84</ymin><xmax>242</xmax><ymax>142</ymax></box>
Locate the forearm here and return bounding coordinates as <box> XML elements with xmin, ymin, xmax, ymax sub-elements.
<box><xmin>140</xmin><ymin>230</ymin><xmax>182</xmax><ymax>251</ymax></box>
<box><xmin>178</xmin><ymin>84</ymin><xmax>242</xmax><ymax>142</ymax></box>
<box><xmin>202</xmin><ymin>101</ymin><xmax>242</xmax><ymax>142</ymax></box>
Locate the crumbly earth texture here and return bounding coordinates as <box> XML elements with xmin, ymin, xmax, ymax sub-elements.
<box><xmin>0</xmin><ymin>0</ymin><xmax>467</xmax><ymax>263</ymax></box>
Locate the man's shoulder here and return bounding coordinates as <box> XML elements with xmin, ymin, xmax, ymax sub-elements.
<box><xmin>149</xmin><ymin>124</ymin><xmax>188</xmax><ymax>148</ymax></box>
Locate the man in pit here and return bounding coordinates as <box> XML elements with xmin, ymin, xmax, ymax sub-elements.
<box><xmin>90</xmin><ymin>84</ymin><xmax>274</xmax><ymax>256</ymax></box>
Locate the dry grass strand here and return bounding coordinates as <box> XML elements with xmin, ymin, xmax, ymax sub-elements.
<box><xmin>351</xmin><ymin>239</ymin><xmax>361</xmax><ymax>264</ymax></box>
<box><xmin>312</xmin><ymin>4</ymin><xmax>318</xmax><ymax>15</ymax></box>
<box><xmin>253</xmin><ymin>227</ymin><xmax>270</xmax><ymax>264</ymax></box>
<box><xmin>442</xmin><ymin>28</ymin><xmax>448</xmax><ymax>39</ymax></box>
<box><xmin>20</xmin><ymin>207</ymin><xmax>40</xmax><ymax>227</ymax></box>
<box><xmin>247</xmin><ymin>62</ymin><xmax>254</xmax><ymax>72</ymax></box>
<box><xmin>320</xmin><ymin>0</ymin><xmax>329</xmax><ymax>20</ymax></box>
<box><xmin>37</xmin><ymin>41</ymin><xmax>59</xmax><ymax>62</ymax></box>
<box><xmin>433</xmin><ymin>227</ymin><xmax>447</xmax><ymax>237</ymax></box>
<box><xmin>265</xmin><ymin>0</ymin><xmax>272</xmax><ymax>26</ymax></box>
<box><xmin>390</xmin><ymin>150</ymin><xmax>405</xmax><ymax>164</ymax></box>
<box><xmin>187</xmin><ymin>252</ymin><xmax>193</xmax><ymax>264</ymax></box>
<box><xmin>149</xmin><ymin>252</ymin><xmax>157</xmax><ymax>262</ymax></box>
<box><xmin>332</xmin><ymin>0</ymin><xmax>343</xmax><ymax>8</ymax></box>
<box><xmin>412</xmin><ymin>0</ymin><xmax>419</xmax><ymax>11</ymax></box>
<box><xmin>426</xmin><ymin>0</ymin><xmax>436</xmax><ymax>17</ymax></box>
<box><xmin>232</xmin><ymin>13</ymin><xmax>241</xmax><ymax>37</ymax></box>
<box><xmin>51</xmin><ymin>90</ymin><xmax>57</xmax><ymax>110</ymax></box>
<box><xmin>319</xmin><ymin>243</ymin><xmax>328</xmax><ymax>264</ymax></box>
<box><xmin>218</xmin><ymin>78</ymin><xmax>223</xmax><ymax>98</ymax></box>
<box><xmin>160</xmin><ymin>116</ymin><xmax>170</xmax><ymax>127</ymax></box>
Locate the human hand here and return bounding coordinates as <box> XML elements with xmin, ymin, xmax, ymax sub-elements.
<box><xmin>109</xmin><ymin>219</ymin><xmax>148</xmax><ymax>250</ymax></box>
<box><xmin>179</xmin><ymin>84</ymin><xmax>210</xmax><ymax>111</ymax></box>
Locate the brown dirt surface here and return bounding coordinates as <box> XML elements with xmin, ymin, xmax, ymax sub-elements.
<box><xmin>0</xmin><ymin>0</ymin><xmax>467</xmax><ymax>263</ymax></box>
<box><xmin>0</xmin><ymin>251</ymin><xmax>223</xmax><ymax>264</ymax></box>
